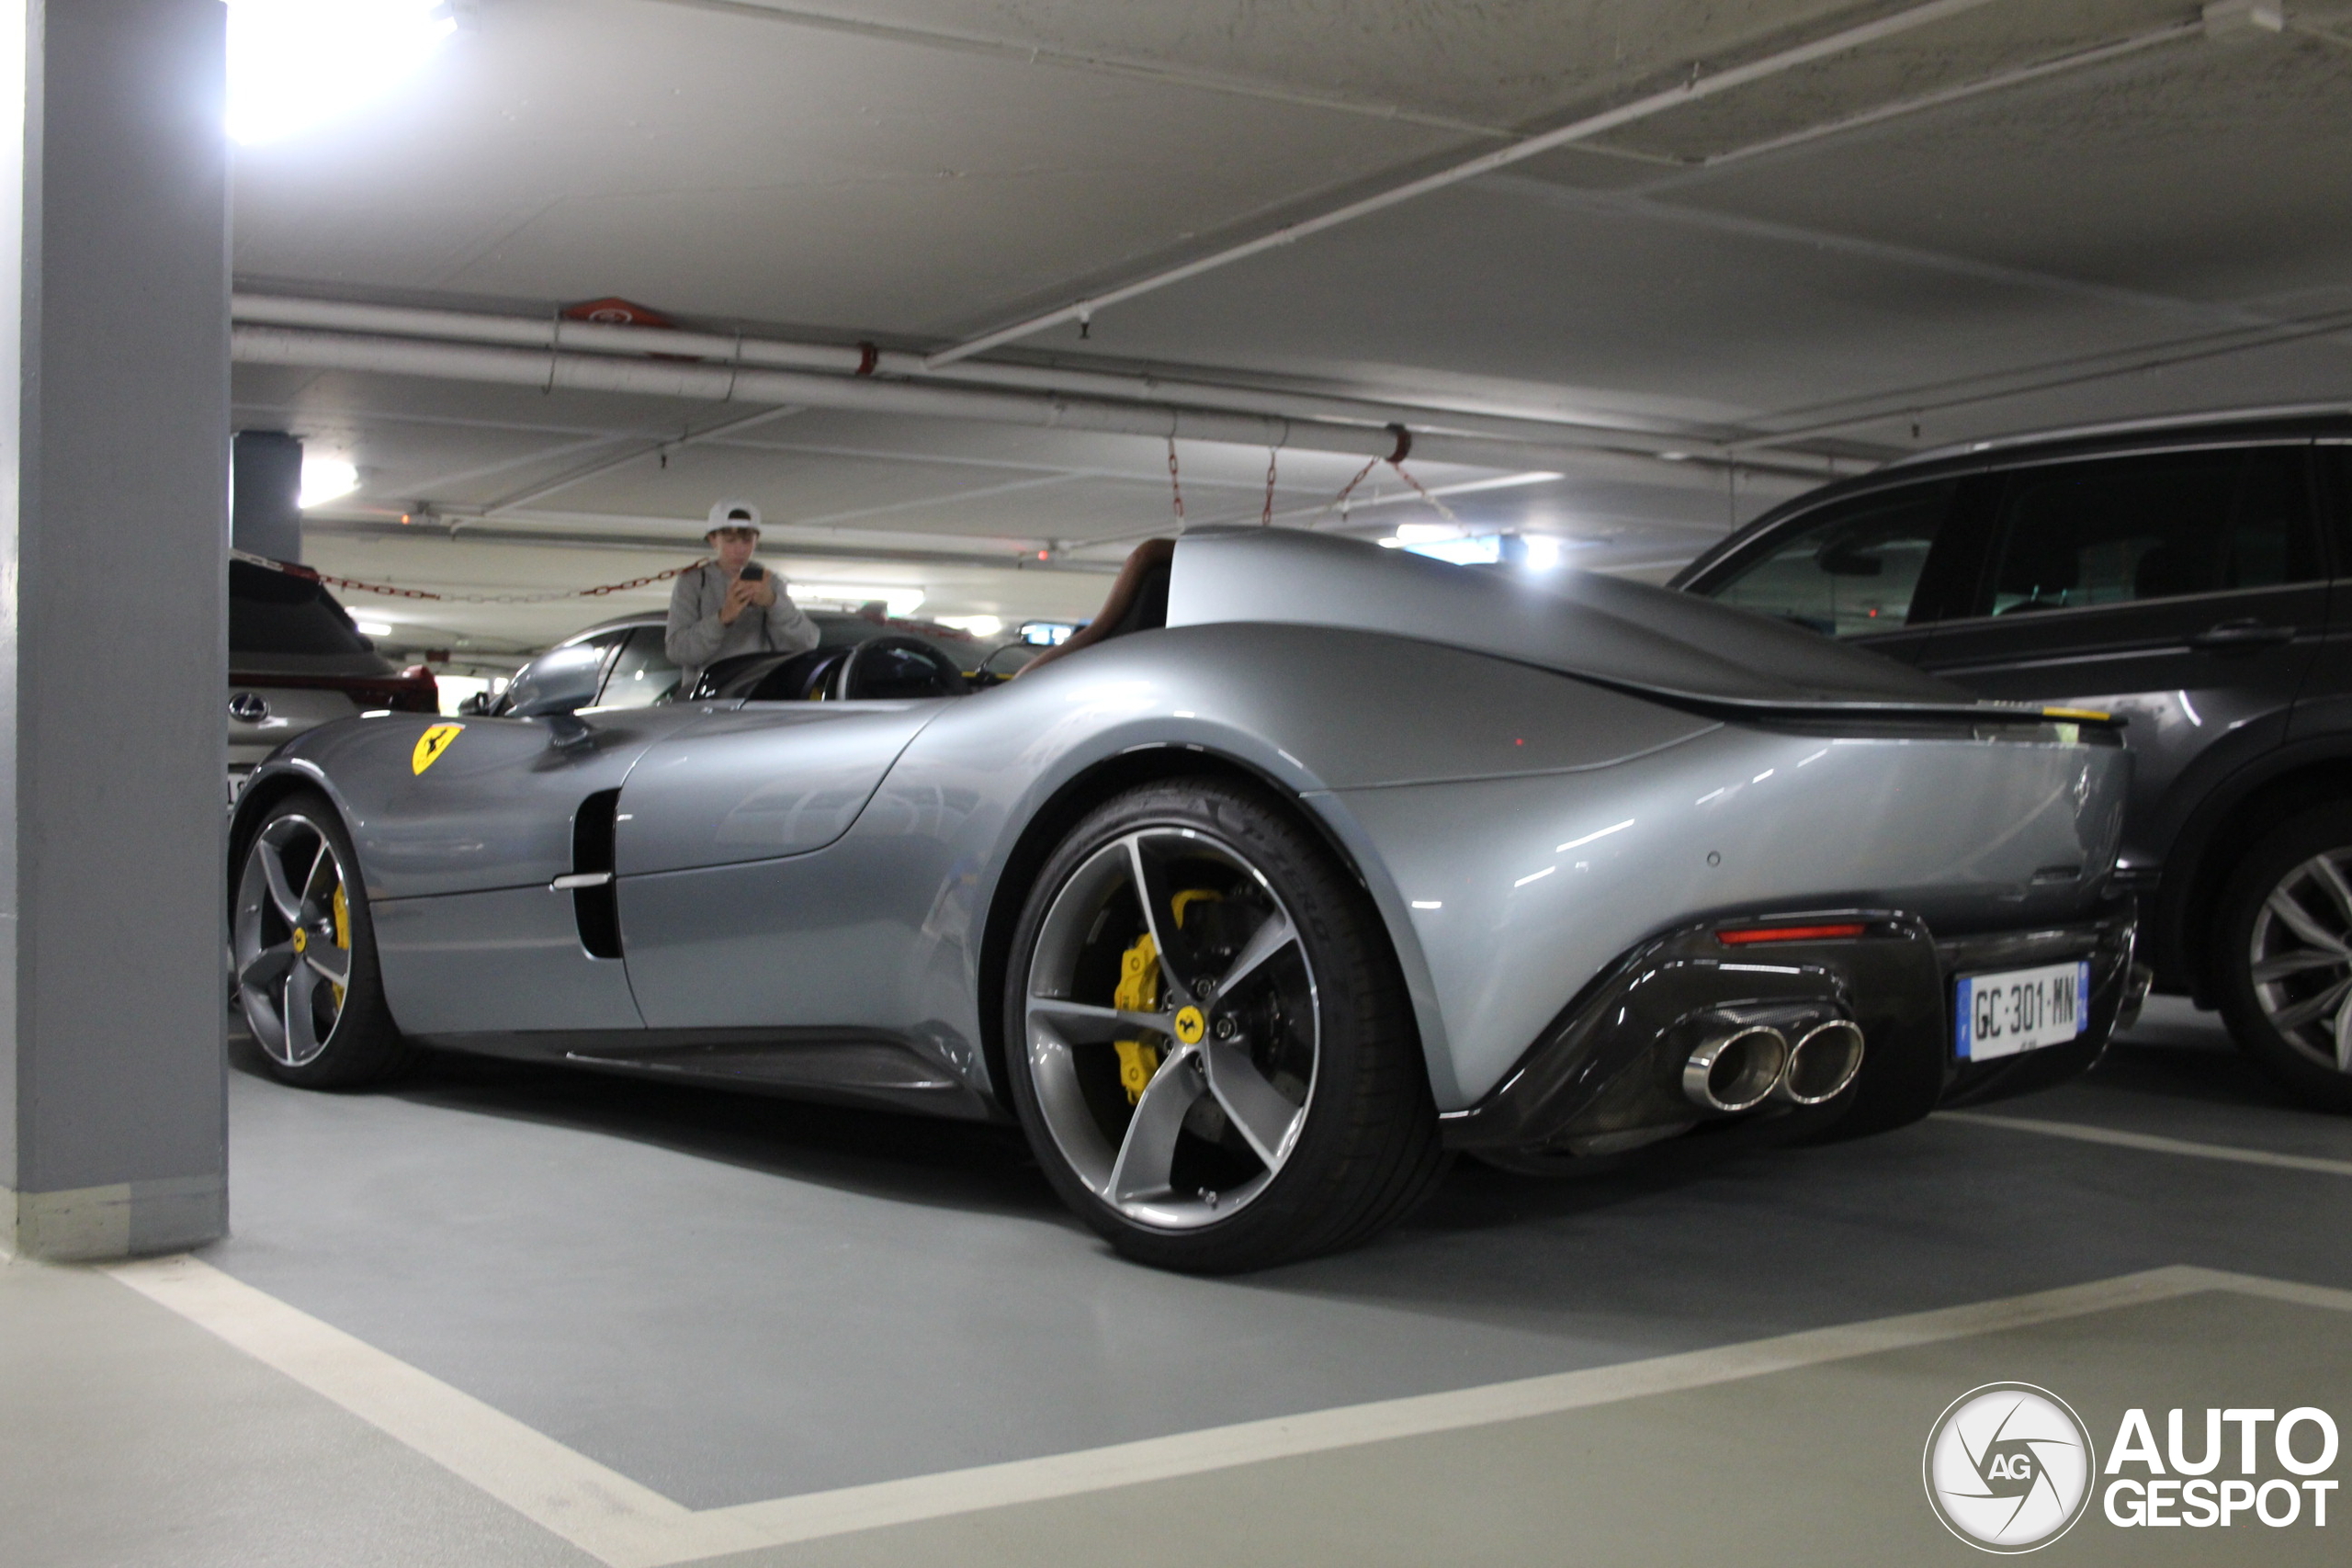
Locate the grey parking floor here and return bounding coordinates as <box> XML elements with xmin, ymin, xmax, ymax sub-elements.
<box><xmin>6</xmin><ymin>998</ymin><xmax>2350</xmax><ymax>1566</ymax></box>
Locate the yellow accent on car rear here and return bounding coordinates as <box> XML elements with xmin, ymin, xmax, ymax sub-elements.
<box><xmin>2040</xmin><ymin>706</ymin><xmax>2111</xmax><ymax>722</ymax></box>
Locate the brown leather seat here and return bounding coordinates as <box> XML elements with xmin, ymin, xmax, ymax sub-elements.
<box><xmin>1016</xmin><ymin>537</ymin><xmax>1177</xmax><ymax>677</ymax></box>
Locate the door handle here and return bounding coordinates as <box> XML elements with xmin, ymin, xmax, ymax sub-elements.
<box><xmin>2188</xmin><ymin>618</ymin><xmax>2296</xmax><ymax>652</ymax></box>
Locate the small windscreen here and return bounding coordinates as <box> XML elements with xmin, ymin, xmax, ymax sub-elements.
<box><xmin>229</xmin><ymin>559</ymin><xmax>375</xmax><ymax>656</ymax></box>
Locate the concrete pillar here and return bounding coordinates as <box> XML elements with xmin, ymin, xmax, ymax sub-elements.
<box><xmin>1</xmin><ymin>1</ymin><xmax>230</xmax><ymax>1258</ymax></box>
<box><xmin>232</xmin><ymin>430</ymin><xmax>302</xmax><ymax>563</ymax></box>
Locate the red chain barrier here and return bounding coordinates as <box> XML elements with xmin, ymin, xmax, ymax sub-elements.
<box><xmin>307</xmin><ymin>558</ymin><xmax>713</xmax><ymax>605</ymax></box>
<box><xmin>1310</xmin><ymin>436</ymin><xmax>1463</xmax><ymax>531</ymax></box>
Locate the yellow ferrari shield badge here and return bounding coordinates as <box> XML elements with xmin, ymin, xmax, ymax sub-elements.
<box><xmin>412</xmin><ymin>723</ymin><xmax>464</xmax><ymax>775</ymax></box>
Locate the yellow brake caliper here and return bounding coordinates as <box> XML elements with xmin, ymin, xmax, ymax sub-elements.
<box><xmin>330</xmin><ymin>883</ymin><xmax>351</xmax><ymax>1009</ymax></box>
<box><xmin>1113</xmin><ymin>935</ymin><xmax>1161</xmax><ymax>1103</ymax></box>
<box><xmin>1112</xmin><ymin>889</ymin><xmax>1223</xmax><ymax>1103</ymax></box>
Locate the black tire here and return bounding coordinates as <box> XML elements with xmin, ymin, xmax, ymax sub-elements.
<box><xmin>1001</xmin><ymin>778</ymin><xmax>1444</xmax><ymax>1272</ymax></box>
<box><xmin>231</xmin><ymin>790</ymin><xmax>413</xmax><ymax>1088</ymax></box>
<box><xmin>2214</xmin><ymin>804</ymin><xmax>2352</xmax><ymax>1112</ymax></box>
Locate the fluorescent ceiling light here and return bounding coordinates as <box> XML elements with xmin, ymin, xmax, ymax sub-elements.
<box><xmin>1524</xmin><ymin>535</ymin><xmax>1566</xmax><ymax>570</ymax></box>
<box><xmin>228</xmin><ymin>0</ymin><xmax>458</xmax><ymax>145</ymax></box>
<box><xmin>1391</xmin><ymin>523</ymin><xmax>1459</xmax><ymax>544</ymax></box>
<box><xmin>299</xmin><ymin>455</ymin><xmax>358</xmax><ymax>508</ymax></box>
<box><xmin>934</xmin><ymin>615</ymin><xmax>1004</xmax><ymax>637</ymax></box>
<box><xmin>793</xmin><ymin>582</ymin><xmax>926</xmax><ymax>618</ymax></box>
<box><xmin>1441</xmin><ymin>470</ymin><xmax>1563</xmax><ymax>495</ymax></box>
<box><xmin>354</xmin><ymin>620</ymin><xmax>393</xmax><ymax>637</ymax></box>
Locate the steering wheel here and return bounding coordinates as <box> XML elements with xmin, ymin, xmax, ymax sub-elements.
<box><xmin>828</xmin><ymin>635</ymin><xmax>969</xmax><ymax>700</ymax></box>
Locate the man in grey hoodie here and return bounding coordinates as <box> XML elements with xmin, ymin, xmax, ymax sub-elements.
<box><xmin>665</xmin><ymin>500</ymin><xmax>819</xmax><ymax>692</ymax></box>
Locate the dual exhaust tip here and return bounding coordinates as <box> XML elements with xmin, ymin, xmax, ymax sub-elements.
<box><xmin>1682</xmin><ymin>1014</ymin><xmax>1866</xmax><ymax>1113</ymax></box>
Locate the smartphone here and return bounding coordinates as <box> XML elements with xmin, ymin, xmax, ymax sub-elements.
<box><xmin>738</xmin><ymin>563</ymin><xmax>766</xmax><ymax>581</ymax></box>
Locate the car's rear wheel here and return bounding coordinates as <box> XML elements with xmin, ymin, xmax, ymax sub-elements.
<box><xmin>232</xmin><ymin>791</ymin><xmax>412</xmax><ymax>1088</ymax></box>
<box><xmin>1002</xmin><ymin>779</ymin><xmax>1444</xmax><ymax>1272</ymax></box>
<box><xmin>2215</xmin><ymin>804</ymin><xmax>2352</xmax><ymax>1112</ymax></box>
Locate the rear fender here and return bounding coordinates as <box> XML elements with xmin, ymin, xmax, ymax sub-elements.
<box><xmin>875</xmin><ymin>625</ymin><xmax>1723</xmax><ymax>1106</ymax></box>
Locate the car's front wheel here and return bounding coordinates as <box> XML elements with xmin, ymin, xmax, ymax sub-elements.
<box><xmin>2215</xmin><ymin>804</ymin><xmax>2352</xmax><ymax>1112</ymax></box>
<box><xmin>232</xmin><ymin>791</ymin><xmax>413</xmax><ymax>1088</ymax></box>
<box><xmin>1002</xmin><ymin>779</ymin><xmax>1444</xmax><ymax>1271</ymax></box>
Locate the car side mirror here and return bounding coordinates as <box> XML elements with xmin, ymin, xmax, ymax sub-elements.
<box><xmin>504</xmin><ymin>644</ymin><xmax>602</xmax><ymax>728</ymax></box>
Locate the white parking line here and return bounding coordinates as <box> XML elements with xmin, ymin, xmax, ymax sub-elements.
<box><xmin>97</xmin><ymin>1257</ymin><xmax>2352</xmax><ymax>1567</ymax></box>
<box><xmin>1939</xmin><ymin>1111</ymin><xmax>2352</xmax><ymax>1178</ymax></box>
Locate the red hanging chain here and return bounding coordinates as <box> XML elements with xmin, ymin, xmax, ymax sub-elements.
<box><xmin>305</xmin><ymin>558</ymin><xmax>715</xmax><ymax>605</ymax></box>
<box><xmin>1386</xmin><ymin>459</ymin><xmax>1464</xmax><ymax>526</ymax></box>
<box><xmin>1166</xmin><ymin>438</ymin><xmax>1186</xmax><ymax>525</ymax></box>
<box><xmin>1261</xmin><ymin>446</ymin><xmax>1279</xmax><ymax>526</ymax></box>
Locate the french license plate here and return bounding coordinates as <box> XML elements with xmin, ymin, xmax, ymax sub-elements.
<box><xmin>1955</xmin><ymin>961</ymin><xmax>2090</xmax><ymax>1062</ymax></box>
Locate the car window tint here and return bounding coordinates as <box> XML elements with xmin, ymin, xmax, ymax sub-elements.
<box><xmin>228</xmin><ymin>558</ymin><xmax>376</xmax><ymax>656</ymax></box>
<box><xmin>598</xmin><ymin>626</ymin><xmax>680</xmax><ymax>707</ymax></box>
<box><xmin>1707</xmin><ymin>481</ymin><xmax>1955</xmax><ymax>637</ymax></box>
<box><xmin>1984</xmin><ymin>447</ymin><xmax>2318</xmax><ymax>616</ymax></box>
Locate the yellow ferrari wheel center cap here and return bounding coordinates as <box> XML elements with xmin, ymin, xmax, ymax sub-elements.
<box><xmin>292</xmin><ymin>928</ymin><xmax>308</xmax><ymax>953</ymax></box>
<box><xmin>1172</xmin><ymin>1005</ymin><xmax>1206</xmax><ymax>1045</ymax></box>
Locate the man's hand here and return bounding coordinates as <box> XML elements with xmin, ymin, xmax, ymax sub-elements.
<box><xmin>718</xmin><ymin>575</ymin><xmax>759</xmax><ymax>625</ymax></box>
<box><xmin>745</xmin><ymin>577</ymin><xmax>778</xmax><ymax>609</ymax></box>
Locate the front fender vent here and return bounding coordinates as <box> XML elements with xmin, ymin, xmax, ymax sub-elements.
<box><xmin>571</xmin><ymin>788</ymin><xmax>623</xmax><ymax>960</ymax></box>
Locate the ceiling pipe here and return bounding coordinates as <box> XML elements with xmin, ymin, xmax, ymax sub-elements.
<box><xmin>922</xmin><ymin>0</ymin><xmax>2007</xmax><ymax>367</ymax></box>
<box><xmin>231</xmin><ymin>323</ymin><xmax>1824</xmax><ymax>497</ymax></box>
<box><xmin>230</xmin><ymin>293</ymin><xmax>1836</xmax><ymax>476</ymax></box>
<box><xmin>300</xmin><ymin>514</ymin><xmax>1125</xmax><ymax>575</ymax></box>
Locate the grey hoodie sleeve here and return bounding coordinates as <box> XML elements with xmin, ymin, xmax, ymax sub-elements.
<box><xmin>764</xmin><ymin>583</ymin><xmax>820</xmax><ymax>655</ymax></box>
<box><xmin>664</xmin><ymin>567</ymin><xmax>727</xmax><ymax>669</ymax></box>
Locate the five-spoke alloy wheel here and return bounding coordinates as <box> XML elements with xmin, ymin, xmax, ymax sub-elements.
<box><xmin>2218</xmin><ymin>805</ymin><xmax>2352</xmax><ymax>1111</ymax></box>
<box><xmin>1004</xmin><ymin>779</ymin><xmax>1442</xmax><ymax>1271</ymax></box>
<box><xmin>232</xmin><ymin>791</ymin><xmax>411</xmax><ymax>1087</ymax></box>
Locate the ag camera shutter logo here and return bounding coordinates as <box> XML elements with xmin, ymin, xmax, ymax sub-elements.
<box><xmin>1924</xmin><ymin>1382</ymin><xmax>2097</xmax><ymax>1552</ymax></box>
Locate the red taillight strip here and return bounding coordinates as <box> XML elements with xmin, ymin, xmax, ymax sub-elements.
<box><xmin>1717</xmin><ymin>923</ymin><xmax>1868</xmax><ymax>946</ymax></box>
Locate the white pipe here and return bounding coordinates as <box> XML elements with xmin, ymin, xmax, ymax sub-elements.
<box><xmin>922</xmin><ymin>0</ymin><xmax>2007</xmax><ymax>366</ymax></box>
<box><xmin>229</xmin><ymin>293</ymin><xmax>1833</xmax><ymax>474</ymax></box>
<box><xmin>231</xmin><ymin>323</ymin><xmax>1820</xmax><ymax>497</ymax></box>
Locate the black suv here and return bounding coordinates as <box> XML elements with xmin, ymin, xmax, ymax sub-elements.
<box><xmin>1676</xmin><ymin>411</ymin><xmax>2352</xmax><ymax>1111</ymax></box>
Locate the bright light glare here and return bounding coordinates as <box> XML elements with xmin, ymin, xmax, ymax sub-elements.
<box><xmin>228</xmin><ymin>1</ymin><xmax>458</xmax><ymax>145</ymax></box>
<box><xmin>299</xmin><ymin>456</ymin><xmax>358</xmax><ymax>508</ymax></box>
<box><xmin>354</xmin><ymin>620</ymin><xmax>393</xmax><ymax>637</ymax></box>
<box><xmin>1391</xmin><ymin>534</ymin><xmax>1501</xmax><ymax>565</ymax></box>
<box><xmin>1392</xmin><ymin>523</ymin><xmax>1458</xmax><ymax>544</ymax></box>
<box><xmin>1524</xmin><ymin>535</ymin><xmax>1565</xmax><ymax>570</ymax></box>
<box><xmin>794</xmin><ymin>582</ymin><xmax>926</xmax><ymax>618</ymax></box>
<box><xmin>935</xmin><ymin>615</ymin><xmax>1004</xmax><ymax>637</ymax></box>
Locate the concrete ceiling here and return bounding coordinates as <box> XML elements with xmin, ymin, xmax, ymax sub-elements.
<box><xmin>227</xmin><ymin>0</ymin><xmax>2352</xmax><ymax>658</ymax></box>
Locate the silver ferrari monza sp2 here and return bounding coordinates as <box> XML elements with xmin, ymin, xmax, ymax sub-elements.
<box><xmin>229</xmin><ymin>528</ymin><xmax>2134</xmax><ymax>1271</ymax></box>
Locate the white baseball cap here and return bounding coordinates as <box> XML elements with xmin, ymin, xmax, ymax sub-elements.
<box><xmin>707</xmin><ymin>499</ymin><xmax>762</xmax><ymax>532</ymax></box>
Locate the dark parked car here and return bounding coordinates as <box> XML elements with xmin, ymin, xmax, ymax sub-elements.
<box><xmin>229</xmin><ymin>554</ymin><xmax>436</xmax><ymax>798</ymax></box>
<box><xmin>1676</xmin><ymin>410</ymin><xmax>2352</xmax><ymax>1110</ymax></box>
